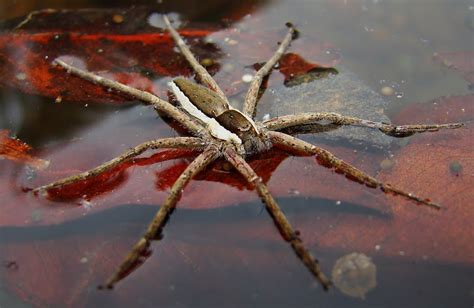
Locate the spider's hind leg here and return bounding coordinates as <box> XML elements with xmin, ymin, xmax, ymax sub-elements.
<box><xmin>223</xmin><ymin>145</ymin><xmax>332</xmax><ymax>290</ymax></box>
<box><xmin>263</xmin><ymin>112</ymin><xmax>463</xmax><ymax>137</ymax></box>
<box><xmin>268</xmin><ymin>131</ymin><xmax>442</xmax><ymax>209</ymax></box>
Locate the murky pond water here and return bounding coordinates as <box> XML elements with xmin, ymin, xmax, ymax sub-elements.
<box><xmin>0</xmin><ymin>1</ymin><xmax>473</xmax><ymax>307</ymax></box>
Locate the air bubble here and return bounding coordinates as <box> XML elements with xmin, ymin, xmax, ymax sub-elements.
<box><xmin>242</xmin><ymin>74</ymin><xmax>253</xmax><ymax>83</ymax></box>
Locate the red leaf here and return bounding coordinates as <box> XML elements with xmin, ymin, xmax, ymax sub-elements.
<box><xmin>278</xmin><ymin>52</ymin><xmax>337</xmax><ymax>84</ymax></box>
<box><xmin>0</xmin><ymin>30</ymin><xmax>216</xmax><ymax>104</ymax></box>
<box><xmin>0</xmin><ymin>9</ymin><xmax>339</xmax><ymax>104</ymax></box>
<box><xmin>0</xmin><ymin>129</ymin><xmax>48</xmax><ymax>169</ymax></box>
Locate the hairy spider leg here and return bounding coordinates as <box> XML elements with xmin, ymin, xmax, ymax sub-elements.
<box><xmin>267</xmin><ymin>131</ymin><xmax>442</xmax><ymax>209</ymax></box>
<box><xmin>224</xmin><ymin>146</ymin><xmax>332</xmax><ymax>289</ymax></box>
<box><xmin>243</xmin><ymin>24</ymin><xmax>296</xmax><ymax>118</ymax></box>
<box><xmin>263</xmin><ymin>112</ymin><xmax>463</xmax><ymax>137</ymax></box>
<box><xmin>53</xmin><ymin>59</ymin><xmax>207</xmax><ymax>137</ymax></box>
<box><xmin>104</xmin><ymin>145</ymin><xmax>220</xmax><ymax>288</ymax></box>
<box><xmin>34</xmin><ymin>137</ymin><xmax>205</xmax><ymax>193</ymax></box>
<box><xmin>163</xmin><ymin>15</ymin><xmax>228</xmax><ymax>102</ymax></box>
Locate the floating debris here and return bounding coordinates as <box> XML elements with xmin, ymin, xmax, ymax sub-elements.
<box><xmin>200</xmin><ymin>58</ymin><xmax>214</xmax><ymax>67</ymax></box>
<box><xmin>380</xmin><ymin>158</ymin><xmax>395</xmax><ymax>170</ymax></box>
<box><xmin>112</xmin><ymin>14</ymin><xmax>124</xmax><ymax>24</ymax></box>
<box><xmin>449</xmin><ymin>161</ymin><xmax>463</xmax><ymax>176</ymax></box>
<box><xmin>15</xmin><ymin>72</ymin><xmax>27</xmax><ymax>81</ymax></box>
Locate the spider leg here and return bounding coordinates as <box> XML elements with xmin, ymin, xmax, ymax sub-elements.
<box><xmin>162</xmin><ymin>15</ymin><xmax>228</xmax><ymax>102</ymax></box>
<box><xmin>242</xmin><ymin>24</ymin><xmax>296</xmax><ymax>118</ymax></box>
<box><xmin>223</xmin><ymin>145</ymin><xmax>332</xmax><ymax>290</ymax></box>
<box><xmin>33</xmin><ymin>137</ymin><xmax>205</xmax><ymax>193</ymax></box>
<box><xmin>104</xmin><ymin>144</ymin><xmax>220</xmax><ymax>289</ymax></box>
<box><xmin>53</xmin><ymin>59</ymin><xmax>206</xmax><ymax>137</ymax></box>
<box><xmin>263</xmin><ymin>112</ymin><xmax>463</xmax><ymax>137</ymax></box>
<box><xmin>267</xmin><ymin>131</ymin><xmax>442</xmax><ymax>209</ymax></box>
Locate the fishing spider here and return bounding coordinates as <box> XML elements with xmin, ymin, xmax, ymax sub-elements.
<box><xmin>33</xmin><ymin>15</ymin><xmax>462</xmax><ymax>290</ymax></box>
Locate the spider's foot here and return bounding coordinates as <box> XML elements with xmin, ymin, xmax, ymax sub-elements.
<box><xmin>285</xmin><ymin>22</ymin><xmax>299</xmax><ymax>40</ymax></box>
<box><xmin>382</xmin><ymin>184</ymin><xmax>442</xmax><ymax>210</ymax></box>
<box><xmin>380</xmin><ymin>122</ymin><xmax>464</xmax><ymax>137</ymax></box>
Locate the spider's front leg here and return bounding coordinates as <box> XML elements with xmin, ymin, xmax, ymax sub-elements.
<box><xmin>242</xmin><ymin>23</ymin><xmax>296</xmax><ymax>118</ymax></box>
<box><xmin>52</xmin><ymin>59</ymin><xmax>206</xmax><ymax>137</ymax></box>
<box><xmin>267</xmin><ymin>131</ymin><xmax>442</xmax><ymax>209</ymax></box>
<box><xmin>163</xmin><ymin>15</ymin><xmax>228</xmax><ymax>102</ymax></box>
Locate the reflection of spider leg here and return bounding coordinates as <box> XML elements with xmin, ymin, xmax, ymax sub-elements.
<box><xmin>223</xmin><ymin>146</ymin><xmax>332</xmax><ymax>290</ymax></box>
<box><xmin>267</xmin><ymin>131</ymin><xmax>442</xmax><ymax>209</ymax></box>
<box><xmin>263</xmin><ymin>112</ymin><xmax>463</xmax><ymax>137</ymax></box>
<box><xmin>163</xmin><ymin>15</ymin><xmax>227</xmax><ymax>101</ymax></box>
<box><xmin>34</xmin><ymin>137</ymin><xmax>205</xmax><ymax>193</ymax></box>
<box><xmin>243</xmin><ymin>24</ymin><xmax>295</xmax><ymax>118</ymax></box>
<box><xmin>104</xmin><ymin>145</ymin><xmax>220</xmax><ymax>289</ymax></box>
<box><xmin>53</xmin><ymin>59</ymin><xmax>205</xmax><ymax>137</ymax></box>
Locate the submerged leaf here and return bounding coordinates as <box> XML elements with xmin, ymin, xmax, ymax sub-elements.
<box><xmin>0</xmin><ymin>129</ymin><xmax>49</xmax><ymax>169</ymax></box>
<box><xmin>0</xmin><ymin>8</ymin><xmax>339</xmax><ymax>106</ymax></box>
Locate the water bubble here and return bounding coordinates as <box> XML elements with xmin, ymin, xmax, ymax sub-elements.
<box><xmin>380</xmin><ymin>86</ymin><xmax>394</xmax><ymax>96</ymax></box>
<box><xmin>15</xmin><ymin>72</ymin><xmax>27</xmax><ymax>81</ymax></box>
<box><xmin>332</xmin><ymin>252</ymin><xmax>377</xmax><ymax>299</ymax></box>
<box><xmin>112</xmin><ymin>14</ymin><xmax>124</xmax><ymax>24</ymax></box>
<box><xmin>242</xmin><ymin>74</ymin><xmax>253</xmax><ymax>83</ymax></box>
<box><xmin>288</xmin><ymin>188</ymin><xmax>300</xmax><ymax>196</ymax></box>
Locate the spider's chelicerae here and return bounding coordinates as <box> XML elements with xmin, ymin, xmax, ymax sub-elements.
<box><xmin>33</xmin><ymin>16</ymin><xmax>463</xmax><ymax>290</ymax></box>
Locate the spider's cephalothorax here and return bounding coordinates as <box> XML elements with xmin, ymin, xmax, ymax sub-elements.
<box><xmin>33</xmin><ymin>15</ymin><xmax>463</xmax><ymax>291</ymax></box>
<box><xmin>169</xmin><ymin>77</ymin><xmax>272</xmax><ymax>155</ymax></box>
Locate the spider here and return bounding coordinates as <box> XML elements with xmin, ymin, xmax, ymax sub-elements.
<box><xmin>32</xmin><ymin>15</ymin><xmax>463</xmax><ymax>290</ymax></box>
